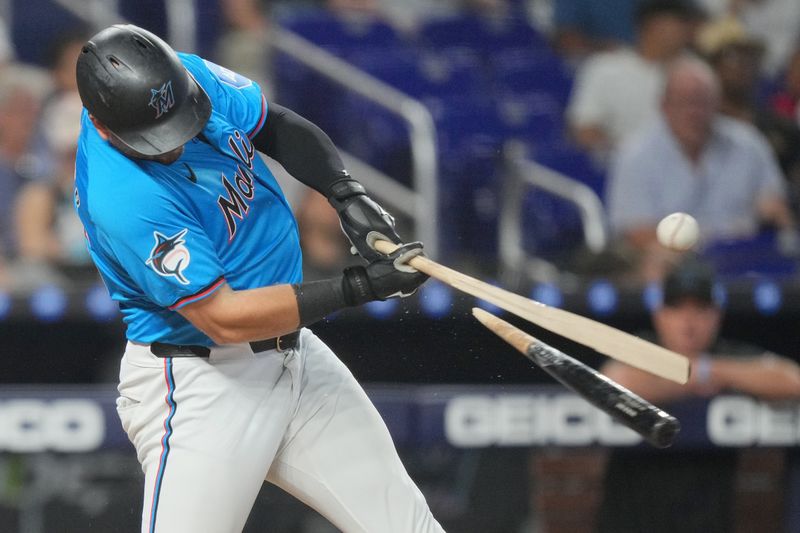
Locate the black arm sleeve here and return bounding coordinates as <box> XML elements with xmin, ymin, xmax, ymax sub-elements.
<box><xmin>252</xmin><ymin>103</ymin><xmax>349</xmax><ymax>196</ymax></box>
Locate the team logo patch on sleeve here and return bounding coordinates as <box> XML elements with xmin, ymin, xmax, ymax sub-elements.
<box><xmin>149</xmin><ymin>80</ymin><xmax>175</xmax><ymax>119</ymax></box>
<box><xmin>146</xmin><ymin>229</ymin><xmax>191</xmax><ymax>284</ymax></box>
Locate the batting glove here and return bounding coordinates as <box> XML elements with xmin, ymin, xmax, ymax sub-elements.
<box><xmin>328</xmin><ymin>177</ymin><xmax>403</xmax><ymax>262</ymax></box>
<box><xmin>341</xmin><ymin>242</ymin><xmax>428</xmax><ymax>305</ymax></box>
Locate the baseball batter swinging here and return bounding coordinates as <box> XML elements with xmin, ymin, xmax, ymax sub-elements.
<box><xmin>74</xmin><ymin>24</ymin><xmax>444</xmax><ymax>532</ymax></box>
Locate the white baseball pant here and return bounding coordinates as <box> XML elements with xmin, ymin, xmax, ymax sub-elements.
<box><xmin>116</xmin><ymin>328</ymin><xmax>444</xmax><ymax>532</ymax></box>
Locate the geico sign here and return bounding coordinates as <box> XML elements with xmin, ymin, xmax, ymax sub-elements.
<box><xmin>0</xmin><ymin>399</ymin><xmax>105</xmax><ymax>452</ymax></box>
<box><xmin>445</xmin><ymin>394</ymin><xmax>642</xmax><ymax>447</ymax></box>
<box><xmin>708</xmin><ymin>396</ymin><xmax>800</xmax><ymax>446</ymax></box>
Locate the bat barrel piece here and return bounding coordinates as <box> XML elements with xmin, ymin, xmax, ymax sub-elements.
<box><xmin>648</xmin><ymin>416</ymin><xmax>681</xmax><ymax>449</ymax></box>
<box><xmin>472</xmin><ymin>308</ymin><xmax>681</xmax><ymax>448</ymax></box>
<box><xmin>373</xmin><ymin>240</ymin><xmax>690</xmax><ymax>384</ymax></box>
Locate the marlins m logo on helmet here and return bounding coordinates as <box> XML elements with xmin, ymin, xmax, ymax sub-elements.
<box><xmin>149</xmin><ymin>80</ymin><xmax>175</xmax><ymax>119</ymax></box>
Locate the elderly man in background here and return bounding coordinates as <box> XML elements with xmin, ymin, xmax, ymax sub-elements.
<box><xmin>606</xmin><ymin>57</ymin><xmax>797</xmax><ymax>279</ymax></box>
<box><xmin>566</xmin><ymin>0</ymin><xmax>703</xmax><ymax>163</ymax></box>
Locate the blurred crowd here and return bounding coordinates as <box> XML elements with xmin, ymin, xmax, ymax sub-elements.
<box><xmin>0</xmin><ymin>24</ymin><xmax>90</xmax><ymax>292</ymax></box>
<box><xmin>4</xmin><ymin>0</ymin><xmax>800</xmax><ymax>292</ymax></box>
<box><xmin>203</xmin><ymin>0</ymin><xmax>800</xmax><ymax>284</ymax></box>
<box><xmin>559</xmin><ymin>0</ymin><xmax>800</xmax><ymax>280</ymax></box>
<box><xmin>3</xmin><ymin>4</ymin><xmax>800</xmax><ymax>531</ymax></box>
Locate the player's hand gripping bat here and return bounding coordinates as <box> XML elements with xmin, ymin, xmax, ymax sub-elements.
<box><xmin>374</xmin><ymin>240</ymin><xmax>690</xmax><ymax>384</ymax></box>
<box><xmin>472</xmin><ymin>307</ymin><xmax>680</xmax><ymax>448</ymax></box>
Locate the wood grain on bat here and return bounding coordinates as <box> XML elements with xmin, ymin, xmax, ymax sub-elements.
<box><xmin>374</xmin><ymin>240</ymin><xmax>690</xmax><ymax>384</ymax></box>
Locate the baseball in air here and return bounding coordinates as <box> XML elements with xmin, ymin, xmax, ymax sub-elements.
<box><xmin>656</xmin><ymin>212</ymin><xmax>700</xmax><ymax>251</ymax></box>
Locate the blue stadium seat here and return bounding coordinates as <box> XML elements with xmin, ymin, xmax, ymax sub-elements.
<box><xmin>430</xmin><ymin>95</ymin><xmax>507</xmax><ymax>258</ymax></box>
<box><xmin>277</xmin><ymin>9</ymin><xmax>402</xmax><ymax>57</ymax></box>
<box><xmin>418</xmin><ymin>15</ymin><xmax>484</xmax><ymax>50</ymax></box>
<box><xmin>345</xmin><ymin>46</ymin><xmax>428</xmax><ymax>96</ymax></box>
<box><xmin>418</xmin><ymin>14</ymin><xmax>547</xmax><ymax>56</ymax></box>
<box><xmin>520</xmin><ymin>190</ymin><xmax>586</xmax><ymax>257</ymax></box>
<box><xmin>194</xmin><ymin>0</ymin><xmax>224</xmax><ymax>58</ymax></box>
<box><xmin>438</xmin><ymin>136</ymin><xmax>504</xmax><ymax>259</ymax></box>
<box><xmin>490</xmin><ymin>48</ymin><xmax>574</xmax><ymax>107</ymax></box>
<box><xmin>10</xmin><ymin>0</ymin><xmax>85</xmax><ymax>65</ymax></box>
<box><xmin>701</xmin><ymin>231</ymin><xmax>799</xmax><ymax>278</ymax></box>
<box><xmin>519</xmin><ymin>141</ymin><xmax>607</xmax><ymax>258</ymax></box>
<box><xmin>274</xmin><ymin>10</ymin><xmax>412</xmax><ymax>151</ymax></box>
<box><xmin>271</xmin><ymin>7</ymin><xmax>582</xmax><ymax>262</ymax></box>
<box><xmin>337</xmin><ymin>96</ymin><xmax>412</xmax><ymax>181</ymax></box>
<box><xmin>119</xmin><ymin>0</ymin><xmax>169</xmax><ymax>40</ymax></box>
<box><xmin>495</xmin><ymin>91</ymin><xmax>566</xmax><ymax>147</ymax></box>
<box><xmin>426</xmin><ymin>95</ymin><xmax>506</xmax><ymax>159</ymax></box>
<box><xmin>527</xmin><ymin>140</ymin><xmax>606</xmax><ymax>198</ymax></box>
<box><xmin>273</xmin><ymin>51</ymin><xmax>349</xmax><ymax>144</ymax></box>
<box><xmin>415</xmin><ymin>49</ymin><xmax>489</xmax><ymax>98</ymax></box>
<box><xmin>15</xmin><ymin>0</ymin><xmax>223</xmax><ymax>62</ymax></box>
<box><xmin>479</xmin><ymin>15</ymin><xmax>549</xmax><ymax>52</ymax></box>
<box><xmin>346</xmin><ymin>47</ymin><xmax>490</xmax><ymax>99</ymax></box>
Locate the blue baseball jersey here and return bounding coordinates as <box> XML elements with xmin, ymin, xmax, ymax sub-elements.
<box><xmin>74</xmin><ymin>53</ymin><xmax>302</xmax><ymax>345</ymax></box>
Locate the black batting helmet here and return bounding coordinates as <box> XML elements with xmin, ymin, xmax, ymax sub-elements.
<box><xmin>76</xmin><ymin>24</ymin><xmax>211</xmax><ymax>157</ymax></box>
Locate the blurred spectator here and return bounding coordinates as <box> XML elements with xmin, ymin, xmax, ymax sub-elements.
<box><xmin>4</xmin><ymin>30</ymin><xmax>91</xmax><ymax>287</ymax></box>
<box><xmin>696</xmin><ymin>0</ymin><xmax>800</xmax><ymax>76</ymax></box>
<box><xmin>552</xmin><ymin>0</ymin><xmax>643</xmax><ymax>63</ymax></box>
<box><xmin>732</xmin><ymin>0</ymin><xmax>800</xmax><ymax>77</ymax></box>
<box><xmin>566</xmin><ymin>0</ymin><xmax>704</xmax><ymax>163</ymax></box>
<box><xmin>31</xmin><ymin>29</ymin><xmax>87</xmax><ymax>199</ymax></box>
<box><xmin>597</xmin><ymin>256</ymin><xmax>800</xmax><ymax>533</ymax></box>
<box><xmin>606</xmin><ymin>57</ymin><xmax>797</xmax><ymax>279</ymax></box>
<box><xmin>0</xmin><ymin>17</ymin><xmax>13</xmax><ymax>69</ymax></box>
<box><xmin>0</xmin><ymin>17</ymin><xmax>14</xmax><ymax>289</ymax></box>
<box><xmin>0</xmin><ymin>67</ymin><xmax>50</xmax><ymax>274</ymax></box>
<box><xmin>43</xmin><ymin>30</ymin><xmax>87</xmax><ymax>98</ymax></box>
<box><xmin>604</xmin><ymin>256</ymin><xmax>800</xmax><ymax>402</ymax></box>
<box><xmin>325</xmin><ymin>0</ymin><xmax>381</xmax><ymax>14</ymax></box>
<box><xmin>215</xmin><ymin>0</ymin><xmax>272</xmax><ymax>95</ymax></box>
<box><xmin>294</xmin><ymin>188</ymin><xmax>352</xmax><ymax>280</ymax></box>
<box><xmin>461</xmin><ymin>0</ymin><xmax>511</xmax><ymax>16</ymax></box>
<box><xmin>15</xmin><ymin>92</ymin><xmax>90</xmax><ymax>273</ymax></box>
<box><xmin>697</xmin><ymin>16</ymin><xmax>765</xmax><ymax>120</ymax></box>
<box><xmin>771</xmin><ymin>46</ymin><xmax>800</xmax><ymax>124</ymax></box>
<box><xmin>698</xmin><ymin>17</ymin><xmax>800</xmax><ymax>214</ymax></box>
<box><xmin>376</xmin><ymin>0</ymin><xmax>458</xmax><ymax>32</ymax></box>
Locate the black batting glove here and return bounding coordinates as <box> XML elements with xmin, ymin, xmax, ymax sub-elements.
<box><xmin>341</xmin><ymin>242</ymin><xmax>428</xmax><ymax>305</ymax></box>
<box><xmin>328</xmin><ymin>177</ymin><xmax>403</xmax><ymax>262</ymax></box>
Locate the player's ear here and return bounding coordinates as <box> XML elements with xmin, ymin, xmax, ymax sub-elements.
<box><xmin>89</xmin><ymin>114</ymin><xmax>111</xmax><ymax>140</ymax></box>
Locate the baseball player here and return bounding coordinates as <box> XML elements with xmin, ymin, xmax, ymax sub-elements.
<box><xmin>74</xmin><ymin>25</ymin><xmax>444</xmax><ymax>533</ymax></box>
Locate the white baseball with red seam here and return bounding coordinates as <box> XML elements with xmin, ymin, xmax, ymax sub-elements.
<box><xmin>656</xmin><ymin>212</ymin><xmax>699</xmax><ymax>251</ymax></box>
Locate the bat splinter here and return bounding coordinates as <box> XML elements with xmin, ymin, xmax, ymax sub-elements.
<box><xmin>472</xmin><ymin>307</ymin><xmax>681</xmax><ymax>448</ymax></box>
<box><xmin>374</xmin><ymin>240</ymin><xmax>690</xmax><ymax>384</ymax></box>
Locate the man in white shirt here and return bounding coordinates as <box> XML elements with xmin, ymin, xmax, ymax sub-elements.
<box><xmin>607</xmin><ymin>58</ymin><xmax>796</xmax><ymax>254</ymax></box>
<box><xmin>567</xmin><ymin>0</ymin><xmax>703</xmax><ymax>161</ymax></box>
